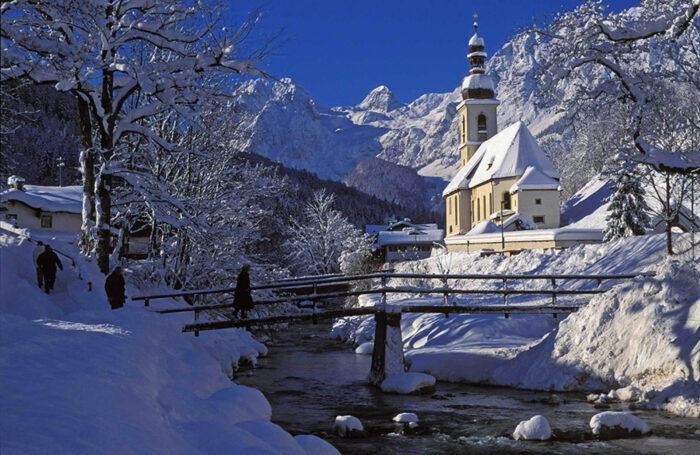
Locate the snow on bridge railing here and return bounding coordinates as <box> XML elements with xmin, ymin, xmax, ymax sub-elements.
<box><xmin>133</xmin><ymin>270</ymin><xmax>655</xmax><ymax>306</ymax></box>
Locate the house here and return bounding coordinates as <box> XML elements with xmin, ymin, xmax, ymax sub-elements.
<box><xmin>1</xmin><ymin>176</ymin><xmax>149</xmax><ymax>258</ymax></box>
<box><xmin>366</xmin><ymin>219</ymin><xmax>444</xmax><ymax>262</ymax></box>
<box><xmin>1</xmin><ymin>176</ymin><xmax>83</xmax><ymax>232</ymax></box>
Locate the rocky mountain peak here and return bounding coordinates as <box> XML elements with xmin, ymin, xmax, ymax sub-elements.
<box><xmin>358</xmin><ymin>85</ymin><xmax>403</xmax><ymax>112</ymax></box>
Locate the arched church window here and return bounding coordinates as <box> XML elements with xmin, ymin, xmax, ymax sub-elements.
<box><xmin>477</xmin><ymin>114</ymin><xmax>487</xmax><ymax>141</ymax></box>
<box><xmin>461</xmin><ymin>116</ymin><xmax>466</xmax><ymax>143</ymax></box>
<box><xmin>477</xmin><ymin>198</ymin><xmax>480</xmax><ymax>221</ymax></box>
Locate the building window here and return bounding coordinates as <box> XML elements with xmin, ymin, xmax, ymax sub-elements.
<box><xmin>449</xmin><ymin>225</ymin><xmax>453</xmax><ymax>234</ymax></box>
<box><xmin>477</xmin><ymin>114</ymin><xmax>487</xmax><ymax>141</ymax></box>
<box><xmin>477</xmin><ymin>198</ymin><xmax>480</xmax><ymax>221</ymax></box>
<box><xmin>533</xmin><ymin>216</ymin><xmax>545</xmax><ymax>224</ymax></box>
<box><xmin>489</xmin><ymin>193</ymin><xmax>492</xmax><ymax>215</ymax></box>
<box><xmin>448</xmin><ymin>197</ymin><xmax>452</xmax><ymax>215</ymax></box>
<box><xmin>483</xmin><ymin>195</ymin><xmax>487</xmax><ymax>217</ymax></box>
<box><xmin>502</xmin><ymin>192</ymin><xmax>511</xmax><ymax>210</ymax></box>
<box><xmin>40</xmin><ymin>214</ymin><xmax>53</xmax><ymax>228</ymax></box>
<box><xmin>5</xmin><ymin>214</ymin><xmax>17</xmax><ymax>222</ymax></box>
<box><xmin>454</xmin><ymin>197</ymin><xmax>458</xmax><ymax>222</ymax></box>
<box><xmin>461</xmin><ymin>116</ymin><xmax>466</xmax><ymax>143</ymax></box>
<box><xmin>535</xmin><ymin>198</ymin><xmax>542</xmax><ymax>205</ymax></box>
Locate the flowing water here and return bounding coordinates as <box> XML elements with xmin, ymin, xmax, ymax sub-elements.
<box><xmin>235</xmin><ymin>323</ymin><xmax>700</xmax><ymax>454</ymax></box>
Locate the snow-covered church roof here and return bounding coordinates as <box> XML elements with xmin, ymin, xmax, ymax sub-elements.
<box><xmin>469</xmin><ymin>32</ymin><xmax>484</xmax><ymax>48</ymax></box>
<box><xmin>1</xmin><ymin>185</ymin><xmax>82</xmax><ymax>214</ymax></box>
<box><xmin>509</xmin><ymin>166</ymin><xmax>562</xmax><ymax>194</ymax></box>
<box><xmin>443</xmin><ymin>122</ymin><xmax>559</xmax><ymax>196</ymax></box>
<box><xmin>462</xmin><ymin>73</ymin><xmax>494</xmax><ymax>92</ymax></box>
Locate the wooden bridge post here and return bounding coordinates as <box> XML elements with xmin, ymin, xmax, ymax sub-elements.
<box><xmin>502</xmin><ymin>276</ymin><xmax>509</xmax><ymax>318</ymax></box>
<box><xmin>368</xmin><ymin>304</ymin><xmax>404</xmax><ymax>387</ymax></box>
<box><xmin>144</xmin><ymin>298</ymin><xmax>149</xmax><ymax>307</ymax></box>
<box><xmin>551</xmin><ymin>278</ymin><xmax>557</xmax><ymax>318</ymax></box>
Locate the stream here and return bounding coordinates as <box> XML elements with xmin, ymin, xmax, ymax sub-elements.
<box><xmin>235</xmin><ymin>322</ymin><xmax>700</xmax><ymax>454</ymax></box>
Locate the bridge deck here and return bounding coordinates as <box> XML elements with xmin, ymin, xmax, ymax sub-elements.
<box><xmin>181</xmin><ymin>304</ymin><xmax>580</xmax><ymax>333</ymax></box>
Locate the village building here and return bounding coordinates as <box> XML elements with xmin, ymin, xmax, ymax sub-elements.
<box><xmin>1</xmin><ymin>176</ymin><xmax>149</xmax><ymax>258</ymax></box>
<box><xmin>442</xmin><ymin>20</ymin><xmax>602</xmax><ymax>253</ymax></box>
<box><xmin>366</xmin><ymin>219</ymin><xmax>444</xmax><ymax>262</ymax></box>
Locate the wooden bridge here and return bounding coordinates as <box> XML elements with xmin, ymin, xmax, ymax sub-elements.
<box><xmin>133</xmin><ymin>270</ymin><xmax>653</xmax><ymax>385</ymax></box>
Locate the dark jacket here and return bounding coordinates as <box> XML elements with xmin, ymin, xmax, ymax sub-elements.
<box><xmin>37</xmin><ymin>250</ymin><xmax>63</xmax><ymax>277</ymax></box>
<box><xmin>233</xmin><ymin>268</ymin><xmax>254</xmax><ymax>311</ymax></box>
<box><xmin>105</xmin><ymin>271</ymin><xmax>126</xmax><ymax>308</ymax></box>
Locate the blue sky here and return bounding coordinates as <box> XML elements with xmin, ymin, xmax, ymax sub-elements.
<box><xmin>230</xmin><ymin>1</ymin><xmax>639</xmax><ymax>107</ymax></box>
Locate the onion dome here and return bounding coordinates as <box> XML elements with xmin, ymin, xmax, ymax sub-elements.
<box><xmin>461</xmin><ymin>16</ymin><xmax>495</xmax><ymax>100</ymax></box>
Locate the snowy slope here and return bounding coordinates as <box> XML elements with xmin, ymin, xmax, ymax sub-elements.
<box><xmin>332</xmin><ymin>233</ymin><xmax>699</xmax><ymax>417</ymax></box>
<box><xmin>0</xmin><ymin>233</ymin><xmax>335</xmax><ymax>454</ymax></box>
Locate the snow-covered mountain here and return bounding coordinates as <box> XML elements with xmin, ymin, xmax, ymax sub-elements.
<box><xmin>229</xmin><ymin>35</ymin><xmax>558</xmax><ymax>190</ymax></box>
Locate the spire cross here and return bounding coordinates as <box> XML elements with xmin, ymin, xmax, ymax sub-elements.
<box><xmin>473</xmin><ymin>13</ymin><xmax>478</xmax><ymax>31</ymax></box>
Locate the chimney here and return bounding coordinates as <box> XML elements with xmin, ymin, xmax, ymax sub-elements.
<box><xmin>7</xmin><ymin>175</ymin><xmax>25</xmax><ymax>191</ymax></box>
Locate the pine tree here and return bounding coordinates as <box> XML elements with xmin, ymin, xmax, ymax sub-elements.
<box><xmin>603</xmin><ymin>168</ymin><xmax>650</xmax><ymax>242</ymax></box>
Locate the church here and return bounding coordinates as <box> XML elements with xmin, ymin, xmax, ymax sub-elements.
<box><xmin>442</xmin><ymin>19</ymin><xmax>566</xmax><ymax>251</ymax></box>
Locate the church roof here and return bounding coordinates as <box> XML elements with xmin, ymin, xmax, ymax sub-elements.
<box><xmin>509</xmin><ymin>166</ymin><xmax>562</xmax><ymax>194</ymax></box>
<box><xmin>469</xmin><ymin>32</ymin><xmax>485</xmax><ymax>48</ymax></box>
<box><xmin>462</xmin><ymin>73</ymin><xmax>494</xmax><ymax>92</ymax></box>
<box><xmin>468</xmin><ymin>121</ymin><xmax>559</xmax><ymax>188</ymax></box>
<box><xmin>442</xmin><ymin>121</ymin><xmax>560</xmax><ymax>196</ymax></box>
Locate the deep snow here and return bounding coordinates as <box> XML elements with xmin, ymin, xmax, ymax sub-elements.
<box><xmin>332</xmin><ymin>233</ymin><xmax>699</xmax><ymax>417</ymax></box>
<box><xmin>0</xmin><ymin>232</ymin><xmax>335</xmax><ymax>454</ymax></box>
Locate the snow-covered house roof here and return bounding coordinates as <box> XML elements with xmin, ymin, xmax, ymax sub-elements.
<box><xmin>443</xmin><ymin>122</ymin><xmax>559</xmax><ymax>197</ymax></box>
<box><xmin>1</xmin><ymin>185</ymin><xmax>82</xmax><ymax>214</ymax></box>
<box><xmin>375</xmin><ymin>227</ymin><xmax>444</xmax><ymax>247</ymax></box>
<box><xmin>509</xmin><ymin>166</ymin><xmax>562</xmax><ymax>194</ymax></box>
<box><xmin>466</xmin><ymin>220</ymin><xmax>499</xmax><ymax>235</ymax></box>
<box><xmin>366</xmin><ymin>221</ymin><xmax>438</xmax><ymax>235</ymax></box>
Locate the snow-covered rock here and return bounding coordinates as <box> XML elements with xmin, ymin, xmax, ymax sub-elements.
<box><xmin>590</xmin><ymin>412</ymin><xmax>651</xmax><ymax>439</ymax></box>
<box><xmin>354</xmin><ymin>341</ymin><xmax>373</xmax><ymax>355</ymax></box>
<box><xmin>512</xmin><ymin>415</ymin><xmax>552</xmax><ymax>441</ymax></box>
<box><xmin>333</xmin><ymin>415</ymin><xmax>364</xmax><ymax>438</ymax></box>
<box><xmin>380</xmin><ymin>372</ymin><xmax>436</xmax><ymax>394</ymax></box>
<box><xmin>392</xmin><ymin>412</ymin><xmax>419</xmax><ymax>423</ymax></box>
<box><xmin>294</xmin><ymin>435</ymin><xmax>341</xmax><ymax>455</ymax></box>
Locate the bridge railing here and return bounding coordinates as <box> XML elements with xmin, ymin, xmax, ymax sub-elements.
<box><xmin>139</xmin><ymin>270</ymin><xmax>655</xmax><ymax>335</ymax></box>
<box><xmin>132</xmin><ymin>271</ymin><xmax>655</xmax><ymax>306</ymax></box>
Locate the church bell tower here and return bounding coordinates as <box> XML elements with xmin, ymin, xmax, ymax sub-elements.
<box><xmin>458</xmin><ymin>16</ymin><xmax>499</xmax><ymax>167</ymax></box>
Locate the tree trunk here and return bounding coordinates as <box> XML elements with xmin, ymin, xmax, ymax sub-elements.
<box><xmin>77</xmin><ymin>97</ymin><xmax>95</xmax><ymax>255</ymax></box>
<box><xmin>96</xmin><ymin>63</ymin><xmax>114</xmax><ymax>274</ymax></box>
<box><xmin>665</xmin><ymin>173</ymin><xmax>674</xmax><ymax>256</ymax></box>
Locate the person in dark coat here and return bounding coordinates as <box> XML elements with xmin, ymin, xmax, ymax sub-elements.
<box><xmin>37</xmin><ymin>244</ymin><xmax>62</xmax><ymax>294</ymax></box>
<box><xmin>32</xmin><ymin>241</ymin><xmax>45</xmax><ymax>288</ymax></box>
<box><xmin>105</xmin><ymin>266</ymin><xmax>126</xmax><ymax>310</ymax></box>
<box><xmin>233</xmin><ymin>264</ymin><xmax>253</xmax><ymax>318</ymax></box>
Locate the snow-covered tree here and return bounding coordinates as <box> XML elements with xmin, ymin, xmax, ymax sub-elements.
<box><xmin>603</xmin><ymin>167</ymin><xmax>650</xmax><ymax>241</ymax></box>
<box><xmin>284</xmin><ymin>190</ymin><xmax>365</xmax><ymax>275</ymax></box>
<box><xmin>1</xmin><ymin>0</ymin><xmax>273</xmax><ymax>272</ymax></box>
<box><xmin>531</xmin><ymin>0</ymin><xmax>700</xmax><ymax>254</ymax></box>
<box><xmin>339</xmin><ymin>233</ymin><xmax>375</xmax><ymax>276</ymax></box>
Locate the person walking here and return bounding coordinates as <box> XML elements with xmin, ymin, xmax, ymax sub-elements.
<box><xmin>32</xmin><ymin>241</ymin><xmax>45</xmax><ymax>288</ymax></box>
<box><xmin>104</xmin><ymin>266</ymin><xmax>126</xmax><ymax>310</ymax></box>
<box><xmin>233</xmin><ymin>264</ymin><xmax>254</xmax><ymax>318</ymax></box>
<box><xmin>37</xmin><ymin>244</ymin><xmax>63</xmax><ymax>294</ymax></box>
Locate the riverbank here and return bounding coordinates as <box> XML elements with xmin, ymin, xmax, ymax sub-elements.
<box><xmin>332</xmin><ymin>234</ymin><xmax>700</xmax><ymax>418</ymax></box>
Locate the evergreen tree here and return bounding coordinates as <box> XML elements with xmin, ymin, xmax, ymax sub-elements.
<box><xmin>603</xmin><ymin>168</ymin><xmax>650</xmax><ymax>242</ymax></box>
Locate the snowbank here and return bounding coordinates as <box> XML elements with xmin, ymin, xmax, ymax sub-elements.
<box><xmin>0</xmin><ymin>234</ymin><xmax>333</xmax><ymax>454</ymax></box>
<box><xmin>333</xmin><ymin>415</ymin><xmax>364</xmax><ymax>437</ymax></box>
<box><xmin>512</xmin><ymin>415</ymin><xmax>551</xmax><ymax>441</ymax></box>
<box><xmin>590</xmin><ymin>412</ymin><xmax>650</xmax><ymax>436</ymax></box>
<box><xmin>354</xmin><ymin>341</ymin><xmax>373</xmax><ymax>354</ymax></box>
<box><xmin>333</xmin><ymin>234</ymin><xmax>699</xmax><ymax>417</ymax></box>
<box><xmin>381</xmin><ymin>372</ymin><xmax>436</xmax><ymax>394</ymax></box>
